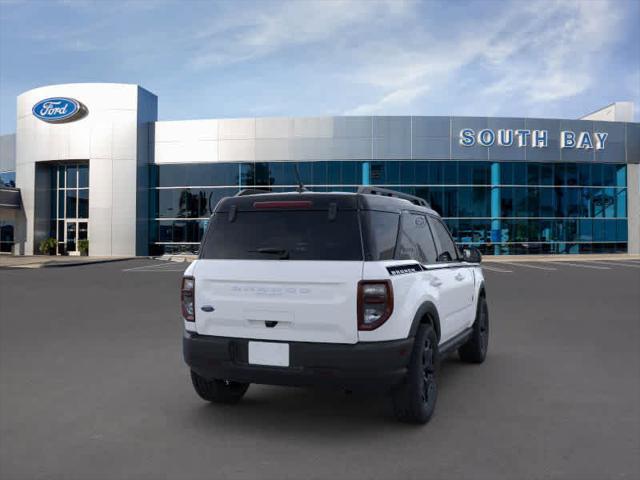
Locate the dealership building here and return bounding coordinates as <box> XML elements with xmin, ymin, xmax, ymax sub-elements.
<box><xmin>0</xmin><ymin>83</ymin><xmax>638</xmax><ymax>256</ymax></box>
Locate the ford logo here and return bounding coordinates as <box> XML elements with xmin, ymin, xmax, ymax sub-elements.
<box><xmin>32</xmin><ymin>97</ymin><xmax>87</xmax><ymax>123</ymax></box>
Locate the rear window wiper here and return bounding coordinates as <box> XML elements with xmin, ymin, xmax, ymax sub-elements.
<box><xmin>248</xmin><ymin>247</ymin><xmax>290</xmax><ymax>259</ymax></box>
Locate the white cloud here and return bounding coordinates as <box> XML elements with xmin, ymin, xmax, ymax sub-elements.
<box><xmin>189</xmin><ymin>0</ymin><xmax>410</xmax><ymax>68</ymax></box>
<box><xmin>345</xmin><ymin>84</ymin><xmax>429</xmax><ymax>115</ymax></box>
<box><xmin>343</xmin><ymin>0</ymin><xmax>625</xmax><ymax>115</ymax></box>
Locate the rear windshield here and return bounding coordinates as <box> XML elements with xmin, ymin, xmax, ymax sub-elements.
<box><xmin>200</xmin><ymin>210</ymin><xmax>363</xmax><ymax>261</ymax></box>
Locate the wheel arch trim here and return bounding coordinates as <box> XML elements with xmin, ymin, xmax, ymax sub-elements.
<box><xmin>408</xmin><ymin>302</ymin><xmax>442</xmax><ymax>341</ymax></box>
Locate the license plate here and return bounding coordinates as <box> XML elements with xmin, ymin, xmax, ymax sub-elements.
<box><xmin>248</xmin><ymin>341</ymin><xmax>289</xmax><ymax>367</ymax></box>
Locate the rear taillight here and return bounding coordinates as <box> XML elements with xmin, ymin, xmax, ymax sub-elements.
<box><xmin>181</xmin><ymin>276</ymin><xmax>195</xmax><ymax>322</ymax></box>
<box><xmin>357</xmin><ymin>280</ymin><xmax>393</xmax><ymax>331</ymax></box>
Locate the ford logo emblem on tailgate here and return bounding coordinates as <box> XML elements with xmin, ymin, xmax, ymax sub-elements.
<box><xmin>32</xmin><ymin>97</ymin><xmax>87</xmax><ymax>123</ymax></box>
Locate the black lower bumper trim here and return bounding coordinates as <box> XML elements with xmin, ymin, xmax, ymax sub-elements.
<box><xmin>183</xmin><ymin>332</ymin><xmax>414</xmax><ymax>391</ymax></box>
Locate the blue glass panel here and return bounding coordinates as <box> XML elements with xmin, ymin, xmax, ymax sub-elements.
<box><xmin>593</xmin><ymin>219</ymin><xmax>605</xmax><ymax>241</ymax></box>
<box><xmin>604</xmin><ymin>219</ymin><xmax>616</xmax><ymax>241</ymax></box>
<box><xmin>527</xmin><ymin>163</ymin><xmax>540</xmax><ymax>186</ymax></box>
<box><xmin>400</xmin><ymin>161</ymin><xmax>416</xmax><ymax>184</ymax></box>
<box><xmin>553</xmin><ymin>163</ymin><xmax>566</xmax><ymax>186</ymax></box>
<box><xmin>617</xmin><ymin>219</ymin><xmax>628</xmax><ymax>241</ymax></box>
<box><xmin>443</xmin><ymin>187</ymin><xmax>458</xmax><ymax>217</ymax></box>
<box><xmin>0</xmin><ymin>171</ymin><xmax>16</xmax><ymax>187</ymax></box>
<box><xmin>539</xmin><ymin>219</ymin><xmax>553</xmax><ymax>242</ymax></box>
<box><xmin>443</xmin><ymin>162</ymin><xmax>457</xmax><ymax>184</ymax></box>
<box><xmin>513</xmin><ymin>188</ymin><xmax>527</xmax><ymax>217</ymax></box>
<box><xmin>539</xmin><ymin>163</ymin><xmax>553</xmax><ymax>186</ymax></box>
<box><xmin>513</xmin><ymin>163</ymin><xmax>527</xmax><ymax>185</ymax></box>
<box><xmin>564</xmin><ymin>219</ymin><xmax>578</xmax><ymax>242</ymax></box>
<box><xmin>446</xmin><ymin>218</ymin><xmax>460</xmax><ymax>241</ymax></box>
<box><xmin>500</xmin><ymin>187</ymin><xmax>513</xmax><ymax>217</ymax></box>
<box><xmin>601</xmin><ymin>164</ymin><xmax>616</xmax><ymax>187</ymax></box>
<box><xmin>429</xmin><ymin>161</ymin><xmax>443</xmax><ymax>184</ymax></box>
<box><xmin>616</xmin><ymin>189</ymin><xmax>627</xmax><ymax>218</ymax></box>
<box><xmin>428</xmin><ymin>187</ymin><xmax>444</xmax><ymax>215</ymax></box>
<box><xmin>459</xmin><ymin>161</ymin><xmax>490</xmax><ymax>185</ymax></box>
<box><xmin>591</xmin><ymin>163</ymin><xmax>603</xmax><ymax>186</ymax></box>
<box><xmin>253</xmin><ymin>163</ymin><xmax>271</xmax><ymax>186</ymax></box>
<box><xmin>540</xmin><ymin>188</ymin><xmax>554</xmax><ymax>217</ymax></box>
<box><xmin>578</xmin><ymin>219</ymin><xmax>592</xmax><ymax>241</ymax></box>
<box><xmin>604</xmin><ymin>188</ymin><xmax>615</xmax><ymax>217</ymax></box>
<box><xmin>566</xmin><ymin>188</ymin><xmax>579</xmax><ymax>217</ymax></box>
<box><xmin>298</xmin><ymin>161</ymin><xmax>313</xmax><ymax>186</ymax></box>
<box><xmin>414</xmin><ymin>162</ymin><xmax>429</xmax><ymax>184</ymax></box>
<box><xmin>566</xmin><ymin>163</ymin><xmax>578</xmax><ymax>186</ymax></box>
<box><xmin>500</xmin><ymin>162</ymin><xmax>513</xmax><ymax>185</ymax></box>
<box><xmin>58</xmin><ymin>165</ymin><xmax>65</xmax><ymax>188</ymax></box>
<box><xmin>327</xmin><ymin>162</ymin><xmax>341</xmax><ymax>185</ymax></box>
<box><xmin>615</xmin><ymin>165</ymin><xmax>626</xmax><ymax>187</ymax></box>
<box><xmin>577</xmin><ymin>163</ymin><xmax>590</xmax><ymax>186</ymax></box>
<box><xmin>342</xmin><ymin>161</ymin><xmax>360</xmax><ymax>185</ymax></box>
<box><xmin>386</xmin><ymin>162</ymin><xmax>400</xmax><ymax>185</ymax></box>
<box><xmin>78</xmin><ymin>165</ymin><xmax>89</xmax><ymax>188</ymax></box>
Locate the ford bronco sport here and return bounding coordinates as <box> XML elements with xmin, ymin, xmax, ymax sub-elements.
<box><xmin>182</xmin><ymin>187</ymin><xmax>488</xmax><ymax>424</ymax></box>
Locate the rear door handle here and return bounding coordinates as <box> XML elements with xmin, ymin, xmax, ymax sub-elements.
<box><xmin>430</xmin><ymin>278</ymin><xmax>443</xmax><ymax>287</ymax></box>
<box><xmin>455</xmin><ymin>273</ymin><xmax>464</xmax><ymax>281</ymax></box>
<box><xmin>201</xmin><ymin>305</ymin><xmax>214</xmax><ymax>312</ymax></box>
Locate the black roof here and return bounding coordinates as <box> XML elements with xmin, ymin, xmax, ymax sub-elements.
<box><xmin>214</xmin><ymin>189</ymin><xmax>439</xmax><ymax>216</ymax></box>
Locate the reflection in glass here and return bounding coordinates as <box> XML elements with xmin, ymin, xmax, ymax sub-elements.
<box><xmin>78</xmin><ymin>189</ymin><xmax>89</xmax><ymax>218</ymax></box>
<box><xmin>66</xmin><ymin>191</ymin><xmax>77</xmax><ymax>218</ymax></box>
<box><xmin>150</xmin><ymin>160</ymin><xmax>628</xmax><ymax>255</ymax></box>
<box><xmin>67</xmin><ymin>166</ymin><xmax>77</xmax><ymax>188</ymax></box>
<box><xmin>78</xmin><ymin>165</ymin><xmax>89</xmax><ymax>188</ymax></box>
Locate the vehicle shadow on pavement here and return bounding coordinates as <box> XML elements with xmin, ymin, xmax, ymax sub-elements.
<box><xmin>181</xmin><ymin>356</ymin><xmax>473</xmax><ymax>434</ymax></box>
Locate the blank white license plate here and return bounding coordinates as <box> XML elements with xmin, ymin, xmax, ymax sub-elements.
<box><xmin>248</xmin><ymin>341</ymin><xmax>290</xmax><ymax>367</ymax></box>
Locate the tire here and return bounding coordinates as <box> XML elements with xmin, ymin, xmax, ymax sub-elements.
<box><xmin>392</xmin><ymin>324</ymin><xmax>439</xmax><ymax>424</ymax></box>
<box><xmin>190</xmin><ymin>370</ymin><xmax>249</xmax><ymax>404</ymax></box>
<box><xmin>458</xmin><ymin>295</ymin><xmax>489</xmax><ymax>364</ymax></box>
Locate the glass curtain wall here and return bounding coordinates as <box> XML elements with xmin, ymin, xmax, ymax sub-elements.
<box><xmin>50</xmin><ymin>163</ymin><xmax>89</xmax><ymax>254</ymax></box>
<box><xmin>150</xmin><ymin>161</ymin><xmax>627</xmax><ymax>255</ymax></box>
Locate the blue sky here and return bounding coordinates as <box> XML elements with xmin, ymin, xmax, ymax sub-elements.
<box><xmin>0</xmin><ymin>0</ymin><xmax>638</xmax><ymax>134</ymax></box>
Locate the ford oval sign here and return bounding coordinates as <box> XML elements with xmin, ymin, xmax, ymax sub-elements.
<box><xmin>32</xmin><ymin>97</ymin><xmax>87</xmax><ymax>123</ymax></box>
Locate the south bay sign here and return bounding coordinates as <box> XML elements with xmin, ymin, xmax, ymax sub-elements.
<box><xmin>459</xmin><ymin>128</ymin><xmax>608</xmax><ymax>149</ymax></box>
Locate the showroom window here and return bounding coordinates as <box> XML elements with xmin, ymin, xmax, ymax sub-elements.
<box><xmin>150</xmin><ymin>161</ymin><xmax>627</xmax><ymax>255</ymax></box>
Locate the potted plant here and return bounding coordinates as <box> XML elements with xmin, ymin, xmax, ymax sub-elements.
<box><xmin>38</xmin><ymin>237</ymin><xmax>57</xmax><ymax>256</ymax></box>
<box><xmin>78</xmin><ymin>239</ymin><xmax>89</xmax><ymax>256</ymax></box>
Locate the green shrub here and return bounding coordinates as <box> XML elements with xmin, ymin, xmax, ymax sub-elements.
<box><xmin>78</xmin><ymin>239</ymin><xmax>89</xmax><ymax>256</ymax></box>
<box><xmin>38</xmin><ymin>237</ymin><xmax>57</xmax><ymax>255</ymax></box>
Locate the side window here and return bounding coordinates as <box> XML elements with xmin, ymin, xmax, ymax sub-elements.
<box><xmin>361</xmin><ymin>211</ymin><xmax>400</xmax><ymax>261</ymax></box>
<box><xmin>395</xmin><ymin>213</ymin><xmax>437</xmax><ymax>264</ymax></box>
<box><xmin>428</xmin><ymin>216</ymin><xmax>458</xmax><ymax>262</ymax></box>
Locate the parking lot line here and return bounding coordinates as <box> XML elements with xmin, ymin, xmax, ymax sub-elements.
<box><xmin>499</xmin><ymin>262</ymin><xmax>557</xmax><ymax>271</ymax></box>
<box><xmin>481</xmin><ymin>265</ymin><xmax>513</xmax><ymax>273</ymax></box>
<box><xmin>544</xmin><ymin>261</ymin><xmax>610</xmax><ymax>270</ymax></box>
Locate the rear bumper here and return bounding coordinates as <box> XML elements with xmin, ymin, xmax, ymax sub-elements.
<box><xmin>183</xmin><ymin>331</ymin><xmax>414</xmax><ymax>391</ymax></box>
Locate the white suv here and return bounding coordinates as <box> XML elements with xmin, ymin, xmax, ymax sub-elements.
<box><xmin>181</xmin><ymin>187</ymin><xmax>488</xmax><ymax>424</ymax></box>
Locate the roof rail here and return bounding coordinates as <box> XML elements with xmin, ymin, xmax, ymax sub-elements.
<box><xmin>357</xmin><ymin>186</ymin><xmax>430</xmax><ymax>208</ymax></box>
<box><xmin>235</xmin><ymin>188</ymin><xmax>272</xmax><ymax>197</ymax></box>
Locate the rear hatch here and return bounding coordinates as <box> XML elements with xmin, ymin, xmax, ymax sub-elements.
<box><xmin>193</xmin><ymin>194</ymin><xmax>363</xmax><ymax>344</ymax></box>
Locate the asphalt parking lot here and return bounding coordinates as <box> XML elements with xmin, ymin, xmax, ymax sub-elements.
<box><xmin>1</xmin><ymin>258</ymin><xmax>639</xmax><ymax>480</ymax></box>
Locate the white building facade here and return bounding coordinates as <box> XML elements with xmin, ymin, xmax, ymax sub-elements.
<box><xmin>0</xmin><ymin>83</ymin><xmax>638</xmax><ymax>256</ymax></box>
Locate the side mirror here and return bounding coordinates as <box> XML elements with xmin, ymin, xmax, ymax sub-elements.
<box><xmin>461</xmin><ymin>246</ymin><xmax>482</xmax><ymax>263</ymax></box>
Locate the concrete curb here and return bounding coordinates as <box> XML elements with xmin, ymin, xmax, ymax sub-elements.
<box><xmin>484</xmin><ymin>254</ymin><xmax>640</xmax><ymax>263</ymax></box>
<box><xmin>0</xmin><ymin>257</ymin><xmax>136</xmax><ymax>269</ymax></box>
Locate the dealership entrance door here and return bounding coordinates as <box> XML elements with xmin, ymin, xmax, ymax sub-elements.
<box><xmin>51</xmin><ymin>162</ymin><xmax>89</xmax><ymax>255</ymax></box>
<box><xmin>64</xmin><ymin>221</ymin><xmax>88</xmax><ymax>254</ymax></box>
